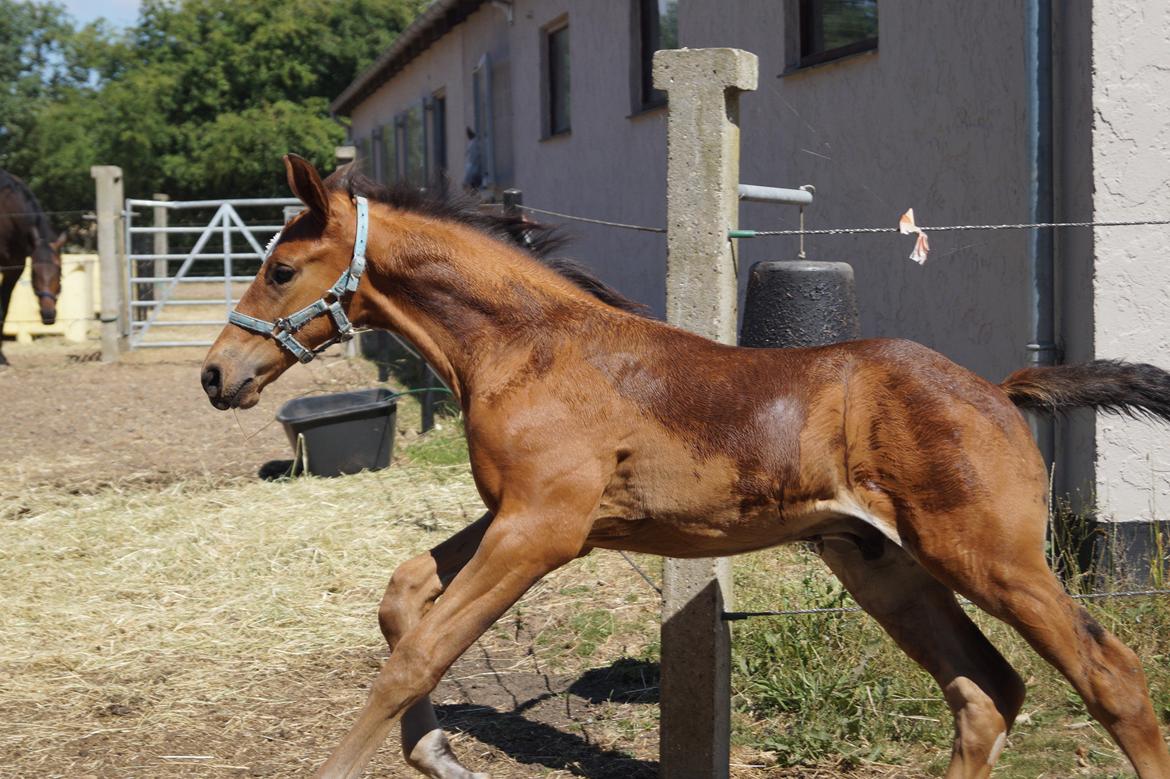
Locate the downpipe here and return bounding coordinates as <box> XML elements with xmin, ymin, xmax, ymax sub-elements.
<box><xmin>1026</xmin><ymin>0</ymin><xmax>1058</xmax><ymax>468</ymax></box>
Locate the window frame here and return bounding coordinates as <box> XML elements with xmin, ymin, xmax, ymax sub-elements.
<box><xmin>631</xmin><ymin>0</ymin><xmax>677</xmax><ymax>114</ymax></box>
<box><xmin>542</xmin><ymin>16</ymin><xmax>571</xmax><ymax>139</ymax></box>
<box><xmin>356</xmin><ymin>136</ymin><xmax>372</xmax><ymax>176</ymax></box>
<box><xmin>394</xmin><ymin>101</ymin><xmax>427</xmax><ymax>187</ymax></box>
<box><xmin>379</xmin><ymin>120</ymin><xmax>398</xmax><ymax>184</ymax></box>
<box><xmin>425</xmin><ymin>91</ymin><xmax>447</xmax><ymax>185</ymax></box>
<box><xmin>471</xmin><ymin>53</ymin><xmax>497</xmax><ymax>187</ymax></box>
<box><xmin>796</xmin><ymin>0</ymin><xmax>878</xmax><ymax>69</ymax></box>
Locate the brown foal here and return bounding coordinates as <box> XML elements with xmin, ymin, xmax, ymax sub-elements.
<box><xmin>201</xmin><ymin>155</ymin><xmax>1170</xmax><ymax>779</ymax></box>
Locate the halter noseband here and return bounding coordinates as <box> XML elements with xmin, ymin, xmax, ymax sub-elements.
<box><xmin>29</xmin><ymin>255</ymin><xmax>61</xmax><ymax>303</ymax></box>
<box><xmin>228</xmin><ymin>196</ymin><xmax>369</xmax><ymax>364</ymax></box>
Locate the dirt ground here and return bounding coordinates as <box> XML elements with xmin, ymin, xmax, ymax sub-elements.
<box><xmin>2</xmin><ymin>340</ymin><xmax>363</xmax><ymax>494</ymax></box>
<box><xmin>7</xmin><ymin>339</ymin><xmax>882</xmax><ymax>779</ymax></box>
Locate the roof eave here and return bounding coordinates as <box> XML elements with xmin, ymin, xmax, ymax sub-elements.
<box><xmin>331</xmin><ymin>0</ymin><xmax>486</xmax><ymax>117</ymax></box>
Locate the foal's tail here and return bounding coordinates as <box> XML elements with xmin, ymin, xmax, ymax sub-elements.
<box><xmin>1001</xmin><ymin>360</ymin><xmax>1170</xmax><ymax>423</ymax></box>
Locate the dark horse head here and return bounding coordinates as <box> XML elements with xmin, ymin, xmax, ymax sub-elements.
<box><xmin>0</xmin><ymin>170</ymin><xmax>65</xmax><ymax>325</ymax></box>
<box><xmin>29</xmin><ymin>231</ymin><xmax>65</xmax><ymax>325</ymax></box>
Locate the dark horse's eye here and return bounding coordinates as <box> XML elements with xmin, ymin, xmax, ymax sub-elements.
<box><xmin>272</xmin><ymin>265</ymin><xmax>296</xmax><ymax>284</ymax></box>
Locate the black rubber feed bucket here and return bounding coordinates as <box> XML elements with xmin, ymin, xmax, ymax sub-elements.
<box><xmin>276</xmin><ymin>389</ymin><xmax>398</xmax><ymax>477</ymax></box>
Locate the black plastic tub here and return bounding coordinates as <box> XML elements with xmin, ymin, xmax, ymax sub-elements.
<box><xmin>276</xmin><ymin>388</ymin><xmax>398</xmax><ymax>477</ymax></box>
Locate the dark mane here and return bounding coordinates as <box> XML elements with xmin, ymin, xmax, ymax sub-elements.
<box><xmin>328</xmin><ymin>169</ymin><xmax>650</xmax><ymax>317</ymax></box>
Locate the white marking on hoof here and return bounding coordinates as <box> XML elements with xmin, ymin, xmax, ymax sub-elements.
<box><xmin>407</xmin><ymin>729</ymin><xmax>489</xmax><ymax>779</ymax></box>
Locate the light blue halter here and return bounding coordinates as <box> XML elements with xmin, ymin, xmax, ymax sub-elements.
<box><xmin>229</xmin><ymin>196</ymin><xmax>369</xmax><ymax>363</ymax></box>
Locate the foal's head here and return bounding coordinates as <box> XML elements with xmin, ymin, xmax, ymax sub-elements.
<box><xmin>201</xmin><ymin>155</ymin><xmax>367</xmax><ymax>409</ymax></box>
<box><xmin>201</xmin><ymin>154</ymin><xmax>646</xmax><ymax>411</ymax></box>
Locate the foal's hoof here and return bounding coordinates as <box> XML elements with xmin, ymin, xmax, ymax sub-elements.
<box><xmin>0</xmin><ymin>352</ymin><xmax>9</xmax><ymax>368</ymax></box>
<box><xmin>407</xmin><ymin>730</ymin><xmax>490</xmax><ymax>779</ymax></box>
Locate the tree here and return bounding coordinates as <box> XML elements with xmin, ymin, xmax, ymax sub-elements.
<box><xmin>0</xmin><ymin>2</ymin><xmax>90</xmax><ymax>164</ymax></box>
<box><xmin>1</xmin><ymin>0</ymin><xmax>425</xmax><ymax>225</ymax></box>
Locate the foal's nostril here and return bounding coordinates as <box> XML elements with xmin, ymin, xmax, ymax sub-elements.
<box><xmin>201</xmin><ymin>365</ymin><xmax>222</xmax><ymax>396</ymax></box>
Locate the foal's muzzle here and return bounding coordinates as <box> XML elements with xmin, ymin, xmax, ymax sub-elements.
<box><xmin>201</xmin><ymin>362</ymin><xmax>258</xmax><ymax>410</ymax></box>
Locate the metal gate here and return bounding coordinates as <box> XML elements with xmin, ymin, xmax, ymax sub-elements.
<box><xmin>124</xmin><ymin>197</ymin><xmax>300</xmax><ymax>348</ymax></box>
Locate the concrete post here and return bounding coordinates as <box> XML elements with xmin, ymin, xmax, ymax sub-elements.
<box><xmin>653</xmin><ymin>47</ymin><xmax>758</xmax><ymax>779</ymax></box>
<box><xmin>92</xmin><ymin>166</ymin><xmax>124</xmax><ymax>362</ymax></box>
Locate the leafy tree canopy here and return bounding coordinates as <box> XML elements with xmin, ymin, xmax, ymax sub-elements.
<box><xmin>0</xmin><ymin>0</ymin><xmax>425</xmax><ymax>226</ymax></box>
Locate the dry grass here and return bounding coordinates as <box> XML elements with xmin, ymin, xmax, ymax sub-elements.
<box><xmin>1</xmin><ymin>428</ymin><xmax>664</xmax><ymax>778</ymax></box>
<box><xmin>2</xmin><ymin>463</ymin><xmax>474</xmax><ymax>774</ymax></box>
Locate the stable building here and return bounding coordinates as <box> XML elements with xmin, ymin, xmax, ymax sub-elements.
<box><xmin>332</xmin><ymin>1</ymin><xmax>1170</xmax><ymax>551</ymax></box>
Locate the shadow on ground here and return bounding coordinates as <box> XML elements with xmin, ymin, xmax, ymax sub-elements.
<box><xmin>437</xmin><ymin>659</ymin><xmax>660</xmax><ymax>778</ymax></box>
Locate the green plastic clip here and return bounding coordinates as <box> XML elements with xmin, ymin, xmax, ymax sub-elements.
<box><xmin>728</xmin><ymin>229</ymin><xmax>757</xmax><ymax>239</ymax></box>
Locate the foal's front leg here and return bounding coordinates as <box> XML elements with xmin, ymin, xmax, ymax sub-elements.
<box><xmin>0</xmin><ymin>268</ymin><xmax>21</xmax><ymax>366</ymax></box>
<box><xmin>316</xmin><ymin>507</ymin><xmax>590</xmax><ymax>779</ymax></box>
<box><xmin>378</xmin><ymin>512</ymin><xmax>493</xmax><ymax>779</ymax></box>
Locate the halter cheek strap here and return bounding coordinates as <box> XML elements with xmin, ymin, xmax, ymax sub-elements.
<box><xmin>228</xmin><ymin>196</ymin><xmax>369</xmax><ymax>364</ymax></box>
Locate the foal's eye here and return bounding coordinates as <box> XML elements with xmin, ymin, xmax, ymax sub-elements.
<box><xmin>271</xmin><ymin>265</ymin><xmax>296</xmax><ymax>284</ymax></box>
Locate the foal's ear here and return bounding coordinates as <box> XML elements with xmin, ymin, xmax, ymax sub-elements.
<box><xmin>284</xmin><ymin>154</ymin><xmax>331</xmax><ymax>221</ymax></box>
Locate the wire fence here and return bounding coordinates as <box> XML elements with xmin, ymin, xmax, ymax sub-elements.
<box><xmin>610</xmin><ymin>549</ymin><xmax>1170</xmax><ymax>619</ymax></box>
<box><xmin>510</xmin><ymin>201</ymin><xmax>1170</xmax><ymax>242</ymax></box>
<box><xmin>724</xmin><ymin>588</ymin><xmax>1170</xmax><ymax>621</ymax></box>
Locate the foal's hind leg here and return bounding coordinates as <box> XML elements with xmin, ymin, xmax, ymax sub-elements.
<box><xmin>378</xmin><ymin>511</ymin><xmax>493</xmax><ymax>779</ymax></box>
<box><xmin>817</xmin><ymin>533</ymin><xmax>1025</xmax><ymax>779</ymax></box>
<box><xmin>909</xmin><ymin>507</ymin><xmax>1170</xmax><ymax>778</ymax></box>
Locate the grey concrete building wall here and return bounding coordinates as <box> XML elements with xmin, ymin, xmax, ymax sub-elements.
<box><xmin>1090</xmin><ymin>1</ymin><xmax>1170</xmax><ymax>523</ymax></box>
<box><xmin>683</xmin><ymin>0</ymin><xmax>1032</xmax><ymax>384</ymax></box>
<box><xmin>507</xmin><ymin>0</ymin><xmax>670</xmax><ymax>314</ymax></box>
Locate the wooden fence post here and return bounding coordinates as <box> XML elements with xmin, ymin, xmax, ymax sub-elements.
<box><xmin>91</xmin><ymin>166</ymin><xmax>125</xmax><ymax>362</ymax></box>
<box><xmin>653</xmin><ymin>48</ymin><xmax>758</xmax><ymax>779</ymax></box>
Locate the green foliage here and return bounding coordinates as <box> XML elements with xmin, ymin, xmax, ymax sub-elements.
<box><xmin>1</xmin><ymin>0</ymin><xmax>426</xmax><ymax>226</ymax></box>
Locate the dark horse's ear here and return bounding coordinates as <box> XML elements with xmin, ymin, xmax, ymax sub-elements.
<box><xmin>284</xmin><ymin>154</ymin><xmax>331</xmax><ymax>222</ymax></box>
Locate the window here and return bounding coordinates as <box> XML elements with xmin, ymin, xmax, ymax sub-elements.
<box><xmin>425</xmin><ymin>92</ymin><xmax>447</xmax><ymax>184</ymax></box>
<box><xmin>636</xmin><ymin>0</ymin><xmax>678</xmax><ymax>110</ymax></box>
<box><xmin>799</xmin><ymin>0</ymin><xmax>877</xmax><ymax>67</ymax></box>
<box><xmin>379</xmin><ymin>122</ymin><xmax>397</xmax><ymax>183</ymax></box>
<box><xmin>356</xmin><ymin>137</ymin><xmax>372</xmax><ymax>175</ymax></box>
<box><xmin>403</xmin><ymin>104</ymin><xmax>425</xmax><ymax>185</ymax></box>
<box><xmin>469</xmin><ymin>54</ymin><xmax>495</xmax><ymax>189</ymax></box>
<box><xmin>545</xmin><ymin>21</ymin><xmax>570</xmax><ymax>137</ymax></box>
